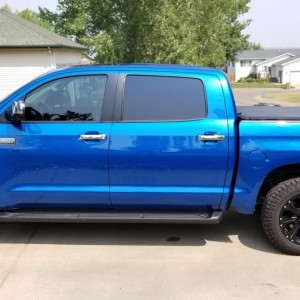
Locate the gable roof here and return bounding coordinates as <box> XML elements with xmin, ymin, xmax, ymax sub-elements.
<box><xmin>238</xmin><ymin>49</ymin><xmax>300</xmax><ymax>60</ymax></box>
<box><xmin>254</xmin><ymin>53</ymin><xmax>294</xmax><ymax>66</ymax></box>
<box><xmin>274</xmin><ymin>56</ymin><xmax>300</xmax><ymax>66</ymax></box>
<box><xmin>0</xmin><ymin>9</ymin><xmax>86</xmax><ymax>50</ymax></box>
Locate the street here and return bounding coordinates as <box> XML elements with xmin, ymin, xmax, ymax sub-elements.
<box><xmin>233</xmin><ymin>87</ymin><xmax>300</xmax><ymax>106</ymax></box>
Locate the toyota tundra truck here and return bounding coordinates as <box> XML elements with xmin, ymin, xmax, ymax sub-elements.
<box><xmin>0</xmin><ymin>64</ymin><xmax>300</xmax><ymax>255</ymax></box>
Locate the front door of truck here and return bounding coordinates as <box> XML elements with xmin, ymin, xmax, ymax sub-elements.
<box><xmin>0</xmin><ymin>74</ymin><xmax>116</xmax><ymax>209</ymax></box>
<box><xmin>109</xmin><ymin>73</ymin><xmax>229</xmax><ymax>209</ymax></box>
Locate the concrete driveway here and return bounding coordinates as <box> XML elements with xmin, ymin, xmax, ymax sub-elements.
<box><xmin>233</xmin><ymin>87</ymin><xmax>300</xmax><ymax>106</ymax></box>
<box><xmin>0</xmin><ymin>212</ymin><xmax>299</xmax><ymax>300</ymax></box>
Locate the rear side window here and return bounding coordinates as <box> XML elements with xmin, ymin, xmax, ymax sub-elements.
<box><xmin>122</xmin><ymin>75</ymin><xmax>206</xmax><ymax>121</ymax></box>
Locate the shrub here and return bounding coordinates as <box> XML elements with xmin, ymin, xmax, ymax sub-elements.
<box><xmin>237</xmin><ymin>78</ymin><xmax>247</xmax><ymax>83</ymax></box>
<box><xmin>248</xmin><ymin>72</ymin><xmax>257</xmax><ymax>79</ymax></box>
<box><xmin>256</xmin><ymin>78</ymin><xmax>270</xmax><ymax>84</ymax></box>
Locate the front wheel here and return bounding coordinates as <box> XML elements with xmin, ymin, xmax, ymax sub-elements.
<box><xmin>262</xmin><ymin>178</ymin><xmax>300</xmax><ymax>255</ymax></box>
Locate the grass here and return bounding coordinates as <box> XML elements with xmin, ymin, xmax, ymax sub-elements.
<box><xmin>231</xmin><ymin>83</ymin><xmax>287</xmax><ymax>88</ymax></box>
<box><xmin>262</xmin><ymin>93</ymin><xmax>300</xmax><ymax>103</ymax></box>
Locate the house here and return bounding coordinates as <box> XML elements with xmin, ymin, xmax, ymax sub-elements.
<box><xmin>227</xmin><ymin>49</ymin><xmax>300</xmax><ymax>84</ymax></box>
<box><xmin>0</xmin><ymin>9</ymin><xmax>88</xmax><ymax>100</ymax></box>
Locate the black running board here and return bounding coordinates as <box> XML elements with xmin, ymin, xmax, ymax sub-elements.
<box><xmin>0</xmin><ymin>210</ymin><xmax>223</xmax><ymax>224</ymax></box>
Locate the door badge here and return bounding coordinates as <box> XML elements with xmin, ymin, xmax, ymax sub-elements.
<box><xmin>0</xmin><ymin>138</ymin><xmax>16</xmax><ymax>145</ymax></box>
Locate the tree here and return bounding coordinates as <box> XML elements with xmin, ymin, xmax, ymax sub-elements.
<box><xmin>17</xmin><ymin>9</ymin><xmax>52</xmax><ymax>30</ymax></box>
<box><xmin>1</xmin><ymin>5</ymin><xmax>52</xmax><ymax>30</ymax></box>
<box><xmin>145</xmin><ymin>0</ymin><xmax>251</xmax><ymax>66</ymax></box>
<box><xmin>39</xmin><ymin>0</ymin><xmax>252</xmax><ymax>66</ymax></box>
<box><xmin>0</xmin><ymin>4</ymin><xmax>12</xmax><ymax>12</ymax></box>
<box><xmin>247</xmin><ymin>42</ymin><xmax>263</xmax><ymax>50</ymax></box>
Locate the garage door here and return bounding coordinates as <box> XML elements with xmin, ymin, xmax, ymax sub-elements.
<box><xmin>290</xmin><ymin>71</ymin><xmax>300</xmax><ymax>85</ymax></box>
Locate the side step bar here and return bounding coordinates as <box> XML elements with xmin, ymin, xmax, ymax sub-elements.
<box><xmin>0</xmin><ymin>210</ymin><xmax>223</xmax><ymax>224</ymax></box>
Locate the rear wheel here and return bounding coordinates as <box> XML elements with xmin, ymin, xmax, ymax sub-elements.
<box><xmin>262</xmin><ymin>178</ymin><xmax>300</xmax><ymax>255</ymax></box>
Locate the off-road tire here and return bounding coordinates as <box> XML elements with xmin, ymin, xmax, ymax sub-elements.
<box><xmin>262</xmin><ymin>178</ymin><xmax>300</xmax><ymax>255</ymax></box>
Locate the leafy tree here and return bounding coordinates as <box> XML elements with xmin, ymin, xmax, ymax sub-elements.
<box><xmin>247</xmin><ymin>42</ymin><xmax>263</xmax><ymax>50</ymax></box>
<box><xmin>1</xmin><ymin>5</ymin><xmax>52</xmax><ymax>30</ymax></box>
<box><xmin>17</xmin><ymin>9</ymin><xmax>52</xmax><ymax>29</ymax></box>
<box><xmin>39</xmin><ymin>0</ymin><xmax>252</xmax><ymax>66</ymax></box>
<box><xmin>0</xmin><ymin>4</ymin><xmax>12</xmax><ymax>12</ymax></box>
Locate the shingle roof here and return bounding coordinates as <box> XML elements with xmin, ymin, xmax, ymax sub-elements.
<box><xmin>238</xmin><ymin>49</ymin><xmax>300</xmax><ymax>60</ymax></box>
<box><xmin>274</xmin><ymin>56</ymin><xmax>300</xmax><ymax>66</ymax></box>
<box><xmin>254</xmin><ymin>53</ymin><xmax>294</xmax><ymax>66</ymax></box>
<box><xmin>0</xmin><ymin>9</ymin><xmax>86</xmax><ymax>50</ymax></box>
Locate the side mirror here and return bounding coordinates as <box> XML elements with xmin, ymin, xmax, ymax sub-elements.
<box><xmin>6</xmin><ymin>100</ymin><xmax>25</xmax><ymax>122</ymax></box>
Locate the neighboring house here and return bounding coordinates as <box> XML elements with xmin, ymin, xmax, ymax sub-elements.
<box><xmin>0</xmin><ymin>9</ymin><xmax>88</xmax><ymax>100</ymax></box>
<box><xmin>227</xmin><ymin>49</ymin><xmax>300</xmax><ymax>84</ymax></box>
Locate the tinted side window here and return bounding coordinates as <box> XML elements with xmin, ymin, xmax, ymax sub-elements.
<box><xmin>24</xmin><ymin>75</ymin><xmax>107</xmax><ymax>121</ymax></box>
<box><xmin>122</xmin><ymin>75</ymin><xmax>206</xmax><ymax>121</ymax></box>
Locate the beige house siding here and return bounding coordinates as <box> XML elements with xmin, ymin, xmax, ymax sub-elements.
<box><xmin>54</xmin><ymin>48</ymin><xmax>83</xmax><ymax>68</ymax></box>
<box><xmin>0</xmin><ymin>49</ymin><xmax>52</xmax><ymax>100</ymax></box>
<box><xmin>0</xmin><ymin>48</ymin><xmax>84</xmax><ymax>100</ymax></box>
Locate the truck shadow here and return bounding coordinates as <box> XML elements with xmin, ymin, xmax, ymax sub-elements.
<box><xmin>0</xmin><ymin>211</ymin><xmax>280</xmax><ymax>255</ymax></box>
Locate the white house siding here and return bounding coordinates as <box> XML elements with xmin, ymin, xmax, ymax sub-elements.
<box><xmin>0</xmin><ymin>48</ymin><xmax>83</xmax><ymax>101</ymax></box>
<box><xmin>235</xmin><ymin>61</ymin><xmax>252</xmax><ymax>81</ymax></box>
<box><xmin>235</xmin><ymin>59</ymin><xmax>262</xmax><ymax>81</ymax></box>
<box><xmin>256</xmin><ymin>54</ymin><xmax>293</xmax><ymax>79</ymax></box>
<box><xmin>290</xmin><ymin>72</ymin><xmax>300</xmax><ymax>85</ymax></box>
<box><xmin>282</xmin><ymin>61</ymin><xmax>300</xmax><ymax>84</ymax></box>
<box><xmin>272</xmin><ymin>64</ymin><xmax>283</xmax><ymax>83</ymax></box>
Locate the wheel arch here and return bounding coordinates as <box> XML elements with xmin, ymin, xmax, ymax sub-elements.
<box><xmin>257</xmin><ymin>164</ymin><xmax>300</xmax><ymax>205</ymax></box>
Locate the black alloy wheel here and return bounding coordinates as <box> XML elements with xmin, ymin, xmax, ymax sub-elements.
<box><xmin>262</xmin><ymin>178</ymin><xmax>300</xmax><ymax>255</ymax></box>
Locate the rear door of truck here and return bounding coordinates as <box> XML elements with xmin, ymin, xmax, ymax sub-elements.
<box><xmin>109</xmin><ymin>70</ymin><xmax>230</xmax><ymax>209</ymax></box>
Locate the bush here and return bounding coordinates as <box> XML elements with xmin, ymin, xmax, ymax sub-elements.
<box><xmin>240</xmin><ymin>75</ymin><xmax>270</xmax><ymax>84</ymax></box>
<box><xmin>248</xmin><ymin>72</ymin><xmax>257</xmax><ymax>79</ymax></box>
<box><xmin>237</xmin><ymin>77</ymin><xmax>247</xmax><ymax>83</ymax></box>
<box><xmin>256</xmin><ymin>78</ymin><xmax>270</xmax><ymax>84</ymax></box>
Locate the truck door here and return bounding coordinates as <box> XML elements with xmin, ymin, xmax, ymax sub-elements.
<box><xmin>0</xmin><ymin>74</ymin><xmax>116</xmax><ymax>209</ymax></box>
<box><xmin>109</xmin><ymin>73</ymin><xmax>229</xmax><ymax>209</ymax></box>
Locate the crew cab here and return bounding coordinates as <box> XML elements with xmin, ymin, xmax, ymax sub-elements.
<box><xmin>0</xmin><ymin>64</ymin><xmax>300</xmax><ymax>255</ymax></box>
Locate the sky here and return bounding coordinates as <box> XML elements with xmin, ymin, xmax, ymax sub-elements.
<box><xmin>1</xmin><ymin>0</ymin><xmax>300</xmax><ymax>48</ymax></box>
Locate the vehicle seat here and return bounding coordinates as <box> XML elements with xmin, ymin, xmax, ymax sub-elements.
<box><xmin>45</xmin><ymin>90</ymin><xmax>71</xmax><ymax>114</ymax></box>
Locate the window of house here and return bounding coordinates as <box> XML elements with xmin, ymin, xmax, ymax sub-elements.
<box><xmin>122</xmin><ymin>75</ymin><xmax>206</xmax><ymax>121</ymax></box>
<box><xmin>240</xmin><ymin>60</ymin><xmax>252</xmax><ymax>67</ymax></box>
<box><xmin>24</xmin><ymin>75</ymin><xmax>107</xmax><ymax>121</ymax></box>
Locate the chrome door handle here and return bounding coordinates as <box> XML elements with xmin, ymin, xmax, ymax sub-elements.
<box><xmin>79</xmin><ymin>134</ymin><xmax>107</xmax><ymax>141</ymax></box>
<box><xmin>198</xmin><ymin>134</ymin><xmax>225</xmax><ymax>142</ymax></box>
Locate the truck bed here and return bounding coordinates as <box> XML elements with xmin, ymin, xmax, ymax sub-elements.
<box><xmin>237</xmin><ymin>106</ymin><xmax>300</xmax><ymax>120</ymax></box>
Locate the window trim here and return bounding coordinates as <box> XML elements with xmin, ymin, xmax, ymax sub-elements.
<box><xmin>22</xmin><ymin>74</ymin><xmax>109</xmax><ymax>123</ymax></box>
<box><xmin>116</xmin><ymin>74</ymin><xmax>207</xmax><ymax>123</ymax></box>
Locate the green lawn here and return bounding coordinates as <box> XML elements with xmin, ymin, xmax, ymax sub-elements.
<box><xmin>262</xmin><ymin>93</ymin><xmax>300</xmax><ymax>103</ymax></box>
<box><xmin>231</xmin><ymin>83</ymin><xmax>287</xmax><ymax>88</ymax></box>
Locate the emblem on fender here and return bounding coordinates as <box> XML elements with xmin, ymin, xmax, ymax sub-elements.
<box><xmin>0</xmin><ymin>138</ymin><xmax>16</xmax><ymax>145</ymax></box>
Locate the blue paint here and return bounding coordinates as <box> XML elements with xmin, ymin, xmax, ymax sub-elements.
<box><xmin>0</xmin><ymin>64</ymin><xmax>300</xmax><ymax>215</ymax></box>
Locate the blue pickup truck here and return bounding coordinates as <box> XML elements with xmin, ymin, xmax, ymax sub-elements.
<box><xmin>0</xmin><ymin>64</ymin><xmax>300</xmax><ymax>254</ymax></box>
